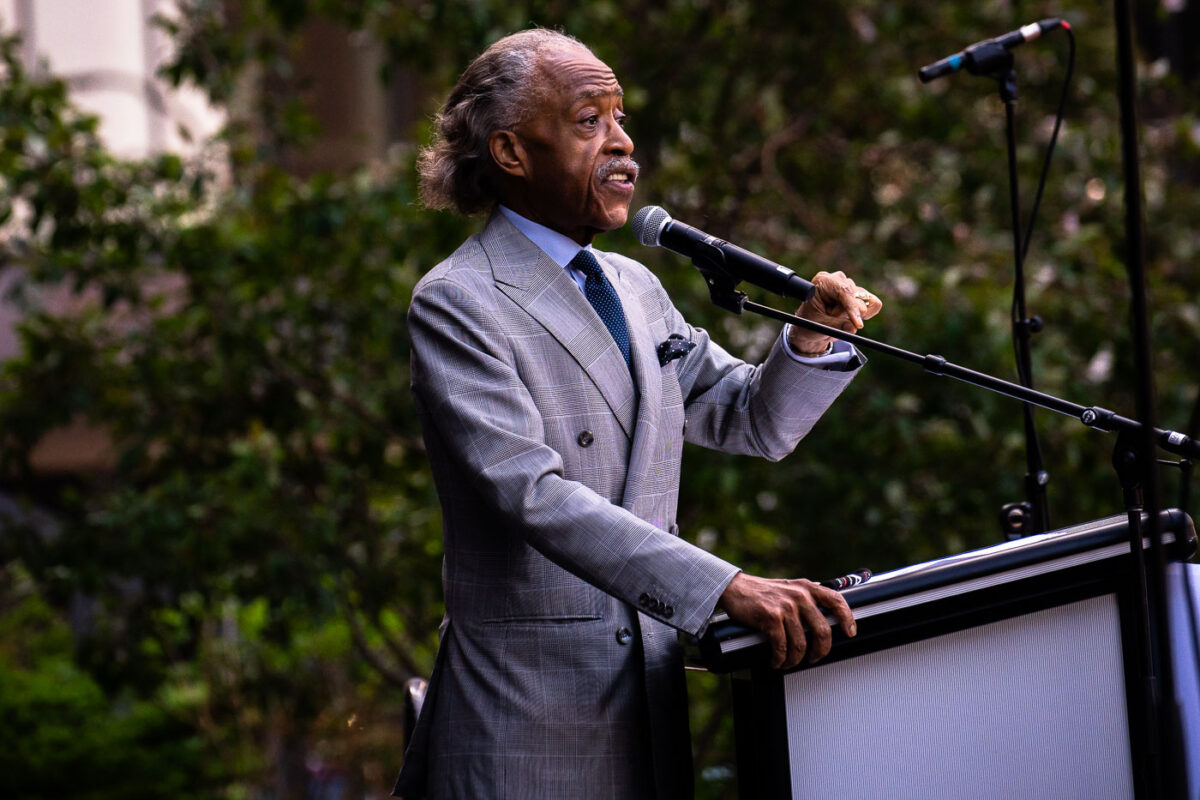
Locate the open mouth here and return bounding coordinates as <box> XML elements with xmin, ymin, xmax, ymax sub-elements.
<box><xmin>600</xmin><ymin>159</ymin><xmax>639</xmax><ymax>188</ymax></box>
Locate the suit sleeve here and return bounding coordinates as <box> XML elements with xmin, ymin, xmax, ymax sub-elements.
<box><xmin>408</xmin><ymin>277</ymin><xmax>739</xmax><ymax>637</ymax></box>
<box><xmin>647</xmin><ymin>278</ymin><xmax>863</xmax><ymax>460</ymax></box>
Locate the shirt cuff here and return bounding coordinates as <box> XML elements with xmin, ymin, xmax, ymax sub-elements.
<box><xmin>782</xmin><ymin>324</ymin><xmax>860</xmax><ymax>368</ymax></box>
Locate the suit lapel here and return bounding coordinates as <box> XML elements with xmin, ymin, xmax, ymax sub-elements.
<box><xmin>603</xmin><ymin>251</ymin><xmax>664</xmax><ymax>508</ymax></box>
<box><xmin>483</xmin><ymin>213</ymin><xmax>637</xmax><ymax>439</ymax></box>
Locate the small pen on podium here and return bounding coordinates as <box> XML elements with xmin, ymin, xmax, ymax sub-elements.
<box><xmin>820</xmin><ymin>568</ymin><xmax>872</xmax><ymax>591</ymax></box>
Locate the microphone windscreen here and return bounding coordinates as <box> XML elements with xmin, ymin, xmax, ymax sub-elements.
<box><xmin>631</xmin><ymin>205</ymin><xmax>670</xmax><ymax>247</ymax></box>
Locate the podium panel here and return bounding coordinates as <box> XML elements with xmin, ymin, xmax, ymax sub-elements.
<box><xmin>686</xmin><ymin>510</ymin><xmax>1198</xmax><ymax>799</ymax></box>
<box><xmin>783</xmin><ymin>594</ymin><xmax>1132</xmax><ymax>797</ymax></box>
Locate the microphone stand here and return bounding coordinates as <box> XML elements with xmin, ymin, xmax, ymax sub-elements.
<box><xmin>688</xmin><ymin>239</ymin><xmax>1196</xmax><ymax>796</ymax></box>
<box><xmin>950</xmin><ymin>41</ymin><xmax>1051</xmax><ymax>539</ymax></box>
<box><xmin>1112</xmin><ymin>0</ymin><xmax>1184</xmax><ymax>794</ymax></box>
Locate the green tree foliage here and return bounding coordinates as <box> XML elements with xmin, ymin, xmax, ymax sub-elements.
<box><xmin>0</xmin><ymin>25</ymin><xmax>452</xmax><ymax>797</ymax></box>
<box><xmin>0</xmin><ymin>569</ymin><xmax>215</xmax><ymax>799</ymax></box>
<box><xmin>1</xmin><ymin>2</ymin><xmax>1197</xmax><ymax>797</ymax></box>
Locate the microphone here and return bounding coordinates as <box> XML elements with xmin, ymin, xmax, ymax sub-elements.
<box><xmin>631</xmin><ymin>206</ymin><xmax>814</xmax><ymax>301</ymax></box>
<box><xmin>820</xmin><ymin>568</ymin><xmax>873</xmax><ymax>591</ymax></box>
<box><xmin>918</xmin><ymin>18</ymin><xmax>1066</xmax><ymax>83</ymax></box>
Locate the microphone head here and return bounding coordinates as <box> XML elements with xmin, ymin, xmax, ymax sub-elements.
<box><xmin>631</xmin><ymin>205</ymin><xmax>671</xmax><ymax>247</ymax></box>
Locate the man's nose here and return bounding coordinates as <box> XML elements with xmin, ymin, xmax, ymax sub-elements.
<box><xmin>607</xmin><ymin>118</ymin><xmax>633</xmax><ymax>155</ymax></box>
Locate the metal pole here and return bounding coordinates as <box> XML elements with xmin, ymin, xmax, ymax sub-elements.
<box><xmin>1111</xmin><ymin>0</ymin><xmax>1182</xmax><ymax>794</ymax></box>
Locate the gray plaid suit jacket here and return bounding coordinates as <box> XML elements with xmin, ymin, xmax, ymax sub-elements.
<box><xmin>393</xmin><ymin>212</ymin><xmax>861</xmax><ymax>799</ymax></box>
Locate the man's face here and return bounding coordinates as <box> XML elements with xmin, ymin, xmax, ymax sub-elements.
<box><xmin>501</xmin><ymin>46</ymin><xmax>638</xmax><ymax>245</ymax></box>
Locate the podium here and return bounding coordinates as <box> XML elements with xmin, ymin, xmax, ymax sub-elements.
<box><xmin>685</xmin><ymin>510</ymin><xmax>1199</xmax><ymax>799</ymax></box>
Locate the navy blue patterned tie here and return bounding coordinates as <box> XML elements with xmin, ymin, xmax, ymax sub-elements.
<box><xmin>570</xmin><ymin>250</ymin><xmax>631</xmax><ymax>368</ymax></box>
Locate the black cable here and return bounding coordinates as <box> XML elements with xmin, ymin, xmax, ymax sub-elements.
<box><xmin>1010</xmin><ymin>24</ymin><xmax>1076</xmax><ymax>389</ymax></box>
<box><xmin>1021</xmin><ymin>25</ymin><xmax>1076</xmax><ymax>266</ymax></box>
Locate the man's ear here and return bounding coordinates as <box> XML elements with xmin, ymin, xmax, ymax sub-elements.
<box><xmin>488</xmin><ymin>130</ymin><xmax>527</xmax><ymax>178</ymax></box>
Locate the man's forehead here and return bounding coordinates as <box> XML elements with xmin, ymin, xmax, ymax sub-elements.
<box><xmin>539</xmin><ymin>47</ymin><xmax>623</xmax><ymax>102</ymax></box>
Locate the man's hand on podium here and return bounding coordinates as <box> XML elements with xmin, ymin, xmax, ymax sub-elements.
<box><xmin>719</xmin><ymin>573</ymin><xmax>857</xmax><ymax>669</ymax></box>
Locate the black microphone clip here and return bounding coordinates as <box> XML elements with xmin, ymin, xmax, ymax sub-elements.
<box><xmin>688</xmin><ymin>238</ymin><xmax>750</xmax><ymax>314</ymax></box>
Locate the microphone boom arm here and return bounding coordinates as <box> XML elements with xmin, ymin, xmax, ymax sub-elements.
<box><xmin>735</xmin><ymin>297</ymin><xmax>1200</xmax><ymax>461</ymax></box>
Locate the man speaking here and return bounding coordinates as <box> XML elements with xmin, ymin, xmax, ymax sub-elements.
<box><xmin>394</xmin><ymin>28</ymin><xmax>882</xmax><ymax>800</ymax></box>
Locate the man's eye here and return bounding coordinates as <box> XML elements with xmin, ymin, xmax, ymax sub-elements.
<box><xmin>616</xmin><ymin>114</ymin><xmax>628</xmax><ymax>127</ymax></box>
<box><xmin>582</xmin><ymin>115</ymin><xmax>599</xmax><ymax>127</ymax></box>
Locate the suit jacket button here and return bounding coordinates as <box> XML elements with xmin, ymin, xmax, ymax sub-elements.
<box><xmin>577</xmin><ymin>430</ymin><xmax>594</xmax><ymax>447</ymax></box>
<box><xmin>639</xmin><ymin>592</ymin><xmax>651</xmax><ymax>608</ymax></box>
<box><xmin>664</xmin><ymin>605</ymin><xmax>675</xmax><ymax>619</ymax></box>
<box><xmin>616</xmin><ymin>627</ymin><xmax>633</xmax><ymax>645</ymax></box>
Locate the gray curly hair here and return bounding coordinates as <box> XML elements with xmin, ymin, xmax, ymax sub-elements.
<box><xmin>418</xmin><ymin>29</ymin><xmax>591</xmax><ymax>215</ymax></box>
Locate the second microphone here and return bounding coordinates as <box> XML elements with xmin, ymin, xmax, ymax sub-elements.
<box><xmin>631</xmin><ymin>206</ymin><xmax>815</xmax><ymax>301</ymax></box>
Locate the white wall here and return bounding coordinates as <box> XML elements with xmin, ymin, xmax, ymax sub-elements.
<box><xmin>2</xmin><ymin>0</ymin><xmax>223</xmax><ymax>158</ymax></box>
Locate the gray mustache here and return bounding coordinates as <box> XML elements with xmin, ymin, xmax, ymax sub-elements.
<box><xmin>598</xmin><ymin>159</ymin><xmax>640</xmax><ymax>182</ymax></box>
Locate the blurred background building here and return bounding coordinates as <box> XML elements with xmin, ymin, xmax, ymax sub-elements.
<box><xmin>0</xmin><ymin>0</ymin><xmax>223</xmax><ymax>470</ymax></box>
<box><xmin>0</xmin><ymin>0</ymin><xmax>426</xmax><ymax>472</ymax></box>
<box><xmin>0</xmin><ymin>0</ymin><xmax>222</xmax><ymax>160</ymax></box>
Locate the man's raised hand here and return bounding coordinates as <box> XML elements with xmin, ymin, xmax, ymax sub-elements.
<box><xmin>787</xmin><ymin>270</ymin><xmax>882</xmax><ymax>356</ymax></box>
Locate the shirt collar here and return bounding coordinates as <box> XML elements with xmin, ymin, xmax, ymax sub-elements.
<box><xmin>498</xmin><ymin>205</ymin><xmax>591</xmax><ymax>268</ymax></box>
